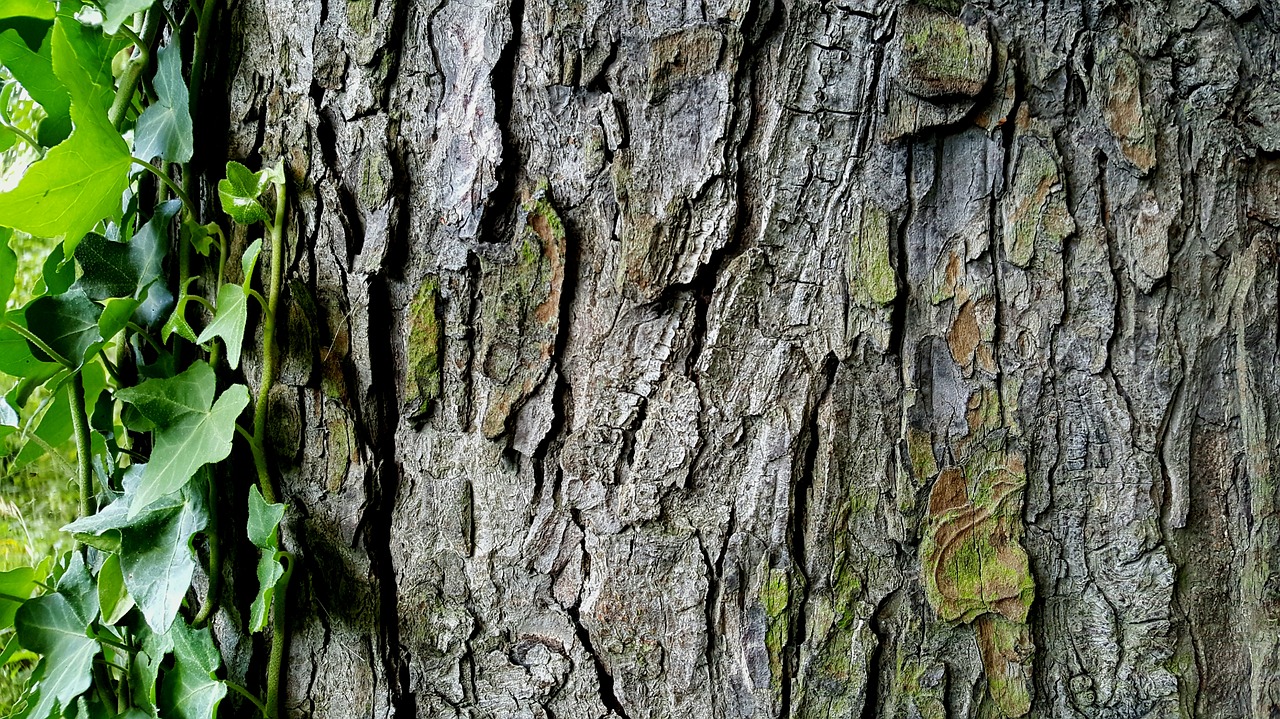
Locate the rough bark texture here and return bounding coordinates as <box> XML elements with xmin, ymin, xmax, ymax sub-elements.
<box><xmin>208</xmin><ymin>0</ymin><xmax>1280</xmax><ymax>716</ymax></box>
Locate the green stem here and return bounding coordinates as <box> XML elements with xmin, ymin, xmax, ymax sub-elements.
<box><xmin>132</xmin><ymin>159</ymin><xmax>197</xmax><ymax>212</ymax></box>
<box><xmin>68</xmin><ymin>373</ymin><xmax>93</xmax><ymax>519</ymax></box>
<box><xmin>0</xmin><ymin>120</ymin><xmax>41</xmax><ymax>154</ymax></box>
<box><xmin>107</xmin><ymin>11</ymin><xmax>161</xmax><ymax>129</ymax></box>
<box><xmin>251</xmin><ymin>189</ymin><xmax>285</xmax><ymax>505</ymax></box>
<box><xmin>192</xmin><ymin>479</ymin><xmax>220</xmax><ymax>627</ymax></box>
<box><xmin>224</xmin><ymin>680</ymin><xmax>269</xmax><ymax>718</ymax></box>
<box><xmin>265</xmin><ymin>552</ymin><xmax>293</xmax><ymax>719</ymax></box>
<box><xmin>0</xmin><ymin>592</ymin><xmax>28</xmax><ymax>603</ymax></box>
<box><xmin>179</xmin><ymin>0</ymin><xmax>220</xmax><ymax>289</ymax></box>
<box><xmin>4</xmin><ymin>320</ymin><xmax>70</xmax><ymax>367</ymax></box>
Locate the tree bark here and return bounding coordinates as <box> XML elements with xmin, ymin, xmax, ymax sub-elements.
<box><xmin>211</xmin><ymin>0</ymin><xmax>1280</xmax><ymax>716</ymax></box>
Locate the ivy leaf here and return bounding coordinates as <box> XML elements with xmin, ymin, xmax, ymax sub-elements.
<box><xmin>195</xmin><ymin>283</ymin><xmax>247</xmax><ymax>369</ymax></box>
<box><xmin>217</xmin><ymin>161</ymin><xmax>270</xmax><ymax>224</ymax></box>
<box><xmin>160</xmin><ymin>300</ymin><xmax>198</xmax><ymax>344</ymax></box>
<box><xmin>130</xmin><ymin>619</ymin><xmax>172</xmax><ymax>711</ymax></box>
<box><xmin>132</xmin><ymin>39</ymin><xmax>190</xmax><ymax>163</ymax></box>
<box><xmin>247</xmin><ymin>485</ymin><xmax>285</xmax><ymax>632</ymax></box>
<box><xmin>0</xmin><ymin>565</ymin><xmax>39</xmax><ymax>629</ymax></box>
<box><xmin>96</xmin><ymin>554</ymin><xmax>133</xmax><ymax>626</ymax></box>
<box><xmin>158</xmin><ymin>620</ymin><xmax>226</xmax><ymax>719</ymax></box>
<box><xmin>55</xmin><ymin>553</ymin><xmax>98</xmax><ymax>625</ymax></box>
<box><xmin>240</xmin><ymin>238</ymin><xmax>262</xmax><ymax>286</ymax></box>
<box><xmin>0</xmin><ymin>20</ymin><xmax>131</xmax><ymax>252</ymax></box>
<box><xmin>51</xmin><ymin>13</ymin><xmax>124</xmax><ymax>111</ymax></box>
<box><xmin>129</xmin><ymin>386</ymin><xmax>247</xmax><ymax>517</ymax></box>
<box><xmin>73</xmin><ymin>232</ymin><xmax>138</xmax><ymax>300</ymax></box>
<box><xmin>0</xmin><ymin>28</ymin><xmax>71</xmax><ymax>147</ymax></box>
<box><xmin>0</xmin><ymin>0</ymin><xmax>55</xmax><ymax>21</ymax></box>
<box><xmin>119</xmin><ymin>479</ymin><xmax>208</xmax><ymax>633</ymax></box>
<box><xmin>0</xmin><ymin>323</ymin><xmax>59</xmax><ymax>377</ymax></box>
<box><xmin>40</xmin><ymin>242</ymin><xmax>74</xmax><ymax>295</ymax></box>
<box><xmin>61</xmin><ymin>468</ymin><xmax>207</xmax><ymax>633</ymax></box>
<box><xmin>117</xmin><ymin>364</ymin><xmax>249</xmax><ymax>516</ymax></box>
<box><xmin>14</xmin><ymin>362</ymin><xmax>105</xmax><ymax>468</ymax></box>
<box><xmin>115</xmin><ymin>361</ymin><xmax>214</xmax><ymax>426</ymax></box>
<box><xmin>0</xmin><ymin>226</ymin><xmax>17</xmax><ymax>311</ymax></box>
<box><xmin>24</xmin><ymin>289</ymin><xmax>104</xmax><ymax>366</ymax></box>
<box><xmin>100</xmin><ymin>0</ymin><xmax>154</xmax><ymax>35</ymax></box>
<box><xmin>13</xmin><ymin>593</ymin><xmax>100</xmax><ymax>719</ymax></box>
<box><xmin>98</xmin><ymin>297</ymin><xmax>139</xmax><ymax>340</ymax></box>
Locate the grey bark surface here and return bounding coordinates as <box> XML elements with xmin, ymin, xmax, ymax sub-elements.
<box><xmin>208</xmin><ymin>0</ymin><xmax>1280</xmax><ymax>716</ymax></box>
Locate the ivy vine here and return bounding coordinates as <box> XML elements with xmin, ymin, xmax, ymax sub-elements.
<box><xmin>0</xmin><ymin>1</ymin><xmax>292</xmax><ymax>717</ymax></box>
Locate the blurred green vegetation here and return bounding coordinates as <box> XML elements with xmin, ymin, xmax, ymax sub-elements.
<box><xmin>0</xmin><ymin>68</ymin><xmax>78</xmax><ymax>711</ymax></box>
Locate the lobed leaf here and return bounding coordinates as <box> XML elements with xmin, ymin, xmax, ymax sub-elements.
<box><xmin>195</xmin><ymin>283</ymin><xmax>247</xmax><ymax>369</ymax></box>
<box><xmin>13</xmin><ymin>593</ymin><xmax>100</xmax><ymax>719</ymax></box>
<box><xmin>158</xmin><ymin>620</ymin><xmax>226</xmax><ymax>719</ymax></box>
<box><xmin>132</xmin><ymin>39</ymin><xmax>191</xmax><ymax>163</ymax></box>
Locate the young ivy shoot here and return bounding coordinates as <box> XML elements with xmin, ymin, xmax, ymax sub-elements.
<box><xmin>0</xmin><ymin>1</ymin><xmax>292</xmax><ymax>718</ymax></box>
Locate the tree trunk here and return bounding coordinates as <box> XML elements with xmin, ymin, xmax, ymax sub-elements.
<box><xmin>210</xmin><ymin>0</ymin><xmax>1280</xmax><ymax>716</ymax></box>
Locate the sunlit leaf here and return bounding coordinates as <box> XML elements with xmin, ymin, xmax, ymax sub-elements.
<box><xmin>13</xmin><ymin>593</ymin><xmax>100</xmax><ymax>719</ymax></box>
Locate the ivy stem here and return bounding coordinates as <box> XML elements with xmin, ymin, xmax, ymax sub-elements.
<box><xmin>179</xmin><ymin>0</ymin><xmax>220</xmax><ymax>291</ymax></box>
<box><xmin>3</xmin><ymin>320</ymin><xmax>70</xmax><ymax>367</ymax></box>
<box><xmin>251</xmin><ymin>188</ymin><xmax>285</xmax><ymax>505</ymax></box>
<box><xmin>224</xmin><ymin>680</ymin><xmax>269</xmax><ymax>718</ymax></box>
<box><xmin>68</xmin><ymin>373</ymin><xmax>94</xmax><ymax>519</ymax></box>
<box><xmin>266</xmin><ymin>552</ymin><xmax>293</xmax><ymax>719</ymax></box>
<box><xmin>132</xmin><ymin>159</ymin><xmax>197</xmax><ymax>213</ymax></box>
<box><xmin>0</xmin><ymin>120</ymin><xmax>41</xmax><ymax>154</ymax></box>
<box><xmin>192</xmin><ymin>478</ymin><xmax>220</xmax><ymax>627</ymax></box>
<box><xmin>107</xmin><ymin>10</ymin><xmax>161</xmax><ymax>129</ymax></box>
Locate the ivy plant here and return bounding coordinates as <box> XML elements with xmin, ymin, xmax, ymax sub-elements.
<box><xmin>0</xmin><ymin>1</ymin><xmax>294</xmax><ymax>718</ymax></box>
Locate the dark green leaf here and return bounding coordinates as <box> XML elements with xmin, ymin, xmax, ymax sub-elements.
<box><xmin>195</xmin><ymin>283</ymin><xmax>247</xmax><ymax>369</ymax></box>
<box><xmin>40</xmin><ymin>243</ymin><xmax>73</xmax><ymax>295</ymax></box>
<box><xmin>24</xmin><ymin>289</ymin><xmax>103</xmax><ymax>366</ymax></box>
<box><xmin>130</xmin><ymin>619</ymin><xmax>172</xmax><ymax>711</ymax></box>
<box><xmin>131</xmin><ymin>39</ymin><xmax>190</xmax><ymax>163</ymax></box>
<box><xmin>158</xmin><ymin>621</ymin><xmax>225</xmax><ymax>719</ymax></box>
<box><xmin>72</xmin><ymin>232</ymin><xmax>138</xmax><ymax>300</ymax></box>
<box><xmin>13</xmin><ymin>593</ymin><xmax>100</xmax><ymax>719</ymax></box>
<box><xmin>119</xmin><ymin>479</ymin><xmax>208</xmax><ymax>633</ymax></box>
<box><xmin>55</xmin><ymin>553</ymin><xmax>97</xmax><ymax>625</ymax></box>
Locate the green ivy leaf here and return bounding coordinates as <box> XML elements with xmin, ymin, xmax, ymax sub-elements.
<box><xmin>62</xmin><ymin>468</ymin><xmax>207</xmax><ymax>633</ymax></box>
<box><xmin>24</xmin><ymin>289</ymin><xmax>104</xmax><ymax>366</ymax></box>
<box><xmin>217</xmin><ymin>161</ymin><xmax>270</xmax><ymax>224</ymax></box>
<box><xmin>0</xmin><ymin>565</ymin><xmax>39</xmax><ymax>629</ymax></box>
<box><xmin>0</xmin><ymin>0</ymin><xmax>55</xmax><ymax>21</ymax></box>
<box><xmin>99</xmin><ymin>297</ymin><xmax>139</xmax><ymax>340</ymax></box>
<box><xmin>247</xmin><ymin>485</ymin><xmax>285</xmax><ymax>632</ymax></box>
<box><xmin>0</xmin><ymin>28</ymin><xmax>71</xmax><ymax>147</ymax></box>
<box><xmin>132</xmin><ymin>39</ymin><xmax>190</xmax><ymax>163</ymax></box>
<box><xmin>116</xmin><ymin>364</ymin><xmax>249</xmax><ymax>516</ymax></box>
<box><xmin>14</xmin><ymin>362</ymin><xmax>105</xmax><ymax>468</ymax></box>
<box><xmin>130</xmin><ymin>619</ymin><xmax>172</xmax><ymax>711</ymax></box>
<box><xmin>0</xmin><ymin>323</ymin><xmax>59</xmax><ymax>377</ymax></box>
<box><xmin>72</xmin><ymin>232</ymin><xmax>138</xmax><ymax>300</ymax></box>
<box><xmin>13</xmin><ymin>593</ymin><xmax>100</xmax><ymax>719</ymax></box>
<box><xmin>0</xmin><ymin>20</ymin><xmax>130</xmax><ymax>251</ymax></box>
<box><xmin>240</xmin><ymin>237</ymin><xmax>262</xmax><ymax>286</ymax></box>
<box><xmin>115</xmin><ymin>361</ymin><xmax>214</xmax><ymax>426</ymax></box>
<box><xmin>51</xmin><ymin>12</ymin><xmax>123</xmax><ymax>111</ymax></box>
<box><xmin>96</xmin><ymin>554</ymin><xmax>133</xmax><ymax>626</ymax></box>
<box><xmin>40</xmin><ymin>242</ymin><xmax>74</xmax><ymax>295</ymax></box>
<box><xmin>158</xmin><ymin>620</ymin><xmax>225</xmax><ymax>719</ymax></box>
<box><xmin>195</xmin><ymin>283</ymin><xmax>247</xmax><ymax>369</ymax></box>
<box><xmin>55</xmin><ymin>553</ymin><xmax>98</xmax><ymax>625</ymax></box>
<box><xmin>120</xmin><ymin>480</ymin><xmax>208</xmax><ymax>633</ymax></box>
<box><xmin>100</xmin><ymin>0</ymin><xmax>154</xmax><ymax>35</ymax></box>
<box><xmin>0</xmin><ymin>226</ymin><xmax>17</xmax><ymax>312</ymax></box>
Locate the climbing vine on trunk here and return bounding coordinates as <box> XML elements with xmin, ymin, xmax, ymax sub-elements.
<box><xmin>0</xmin><ymin>1</ymin><xmax>292</xmax><ymax>717</ymax></box>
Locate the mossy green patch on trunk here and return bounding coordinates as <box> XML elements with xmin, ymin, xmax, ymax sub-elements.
<box><xmin>405</xmin><ymin>276</ymin><xmax>442</xmax><ymax>418</ymax></box>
